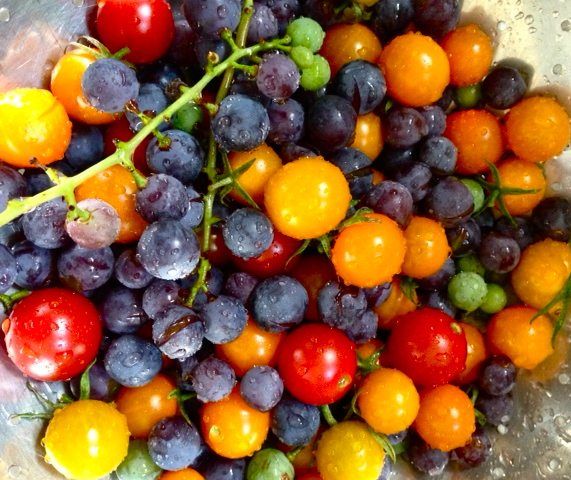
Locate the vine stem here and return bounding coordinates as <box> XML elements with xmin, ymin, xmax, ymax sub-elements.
<box><xmin>0</xmin><ymin>29</ymin><xmax>288</xmax><ymax>228</ymax></box>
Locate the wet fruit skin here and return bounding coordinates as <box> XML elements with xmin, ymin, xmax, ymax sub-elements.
<box><xmin>444</xmin><ymin>109</ymin><xmax>504</xmax><ymax>174</ymax></box>
<box><xmin>487</xmin><ymin>306</ymin><xmax>554</xmax><ymax>370</ymax></box>
<box><xmin>379</xmin><ymin>32</ymin><xmax>450</xmax><ymax>107</ymax></box>
<box><xmin>456</xmin><ymin>323</ymin><xmax>487</xmax><ymax>385</ymax></box>
<box><xmin>0</xmin><ymin>88</ymin><xmax>72</xmax><ymax>168</ymax></box>
<box><xmin>505</xmin><ymin>96</ymin><xmax>571</xmax><ymax>163</ymax></box>
<box><xmin>495</xmin><ymin>157</ymin><xmax>546</xmax><ymax>215</ymax></box>
<box><xmin>374</xmin><ymin>277</ymin><xmax>418</xmax><ymax>329</ymax></box>
<box><xmin>414</xmin><ymin>384</ymin><xmax>476</xmax><ymax>452</ymax></box>
<box><xmin>441</xmin><ymin>24</ymin><xmax>493</xmax><ymax>87</ymax></box>
<box><xmin>160</xmin><ymin>469</ymin><xmax>205</xmax><ymax>480</ymax></box>
<box><xmin>350</xmin><ymin>112</ymin><xmax>384</xmax><ymax>160</ymax></box>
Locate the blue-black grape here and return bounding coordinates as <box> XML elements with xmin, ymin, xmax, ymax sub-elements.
<box><xmin>451</xmin><ymin>427</ymin><xmax>492</xmax><ymax>469</ymax></box>
<box><xmin>306</xmin><ymin>95</ymin><xmax>357</xmax><ymax>153</ymax></box>
<box><xmin>183</xmin><ymin>0</ymin><xmax>241</xmax><ymax>37</ymax></box>
<box><xmin>194</xmin><ymin>38</ymin><xmax>230</xmax><ymax>70</ymax></box>
<box><xmin>212</xmin><ymin>94</ymin><xmax>270</xmax><ymax>152</ymax></box>
<box><xmin>103</xmin><ymin>334</ymin><xmax>162</xmax><ymax>387</ymax></box>
<box><xmin>250</xmin><ymin>275</ymin><xmax>308</xmax><ymax>332</ymax></box>
<box><xmin>271</xmin><ymin>395</ymin><xmax>320</xmax><ymax>447</ymax></box>
<box><xmin>364</xmin><ymin>282</ymin><xmax>392</xmax><ymax>309</ymax></box>
<box><xmin>222</xmin><ymin>208</ymin><xmax>274</xmax><ymax>260</ymax></box>
<box><xmin>0</xmin><ymin>244</ymin><xmax>16</xmax><ymax>293</ymax></box>
<box><xmin>362</xmin><ymin>180</ymin><xmax>413</xmax><ymax>227</ymax></box>
<box><xmin>152</xmin><ymin>304</ymin><xmax>204</xmax><ymax>360</ymax></box>
<box><xmin>101</xmin><ymin>286</ymin><xmax>149</xmax><ymax>334</ymax></box>
<box><xmin>302</xmin><ymin>0</ymin><xmax>336</xmax><ymax>27</ymax></box>
<box><xmin>330</xmin><ymin>147</ymin><xmax>373</xmax><ymax>198</ymax></box>
<box><xmin>179</xmin><ymin>186</ymin><xmax>204</xmax><ymax>230</ymax></box>
<box><xmin>25</xmin><ymin>170</ymin><xmax>53</xmax><ymax>195</ymax></box>
<box><xmin>191</xmin><ymin>356</ymin><xmax>236</xmax><ymax>402</ymax></box>
<box><xmin>425</xmin><ymin>177</ymin><xmax>474</xmax><ymax>226</ymax></box>
<box><xmin>417</xmin><ymin>257</ymin><xmax>456</xmax><ymax>290</ymax></box>
<box><xmin>137</xmin><ymin>220</ymin><xmax>201</xmax><ymax>280</ymax></box>
<box><xmin>240</xmin><ymin>366</ymin><xmax>284</xmax><ymax>412</ymax></box>
<box><xmin>370</xmin><ymin>0</ymin><xmax>415</xmax><ymax>41</ymax></box>
<box><xmin>248</xmin><ymin>3</ymin><xmax>279</xmax><ymax>43</ymax></box>
<box><xmin>126</xmin><ymin>83</ymin><xmax>168</xmax><ymax>132</ymax></box>
<box><xmin>142</xmin><ymin>279</ymin><xmax>183</xmax><ymax>319</ymax></box>
<box><xmin>418</xmin><ymin>136</ymin><xmax>457</xmax><ymax>175</ymax></box>
<box><xmin>260</xmin><ymin>0</ymin><xmax>300</xmax><ymax>33</ymax></box>
<box><xmin>148</xmin><ymin>417</ymin><xmax>204</xmax><ymax>471</ymax></box>
<box><xmin>147</xmin><ymin>129</ymin><xmax>204</xmax><ymax>184</ymax></box>
<box><xmin>446</xmin><ymin>218</ymin><xmax>482</xmax><ymax>256</ymax></box>
<box><xmin>422</xmin><ymin>289</ymin><xmax>457</xmax><ymax>317</ymax></box>
<box><xmin>114</xmin><ymin>249</ymin><xmax>154</xmax><ymax>289</ymax></box>
<box><xmin>383</xmin><ymin>107</ymin><xmax>429</xmax><ymax>149</ymax></box>
<box><xmin>70</xmin><ymin>361</ymin><xmax>118</xmax><ymax>402</ymax></box>
<box><xmin>136</xmin><ymin>174</ymin><xmax>189</xmax><ymax>223</ymax></box>
<box><xmin>257</xmin><ymin>53</ymin><xmax>300</xmax><ymax>101</ymax></box>
<box><xmin>413</xmin><ymin>0</ymin><xmax>461</xmax><ymax>38</ymax></box>
<box><xmin>22</xmin><ymin>198</ymin><xmax>69</xmax><ymax>249</ymax></box>
<box><xmin>318</xmin><ymin>281</ymin><xmax>368</xmax><ymax>330</ymax></box>
<box><xmin>280</xmin><ymin>143</ymin><xmax>317</xmax><ymax>163</ymax></box>
<box><xmin>482</xmin><ymin>66</ymin><xmax>527</xmax><ymax>109</ymax></box>
<box><xmin>478</xmin><ymin>232</ymin><xmax>521</xmax><ymax>274</ymax></box>
<box><xmin>184</xmin><ymin>266</ymin><xmax>224</xmax><ymax>297</ymax></box>
<box><xmin>474</xmin><ymin>208</ymin><xmax>495</xmax><ymax>232</ymax></box>
<box><xmin>419</xmin><ymin>105</ymin><xmax>447</xmax><ymax>137</ymax></box>
<box><xmin>495</xmin><ymin>216</ymin><xmax>535</xmax><ymax>250</ymax></box>
<box><xmin>11</xmin><ymin>240</ymin><xmax>54</xmax><ymax>289</ymax></box>
<box><xmin>476</xmin><ymin>393</ymin><xmax>514</xmax><ymax>426</ymax></box>
<box><xmin>200</xmin><ymin>294</ymin><xmax>248</xmax><ymax>344</ymax></box>
<box><xmin>378</xmin><ymin>457</ymin><xmax>393</xmax><ymax>480</ymax></box>
<box><xmin>479</xmin><ymin>355</ymin><xmax>516</xmax><ymax>396</ymax></box>
<box><xmin>57</xmin><ymin>245</ymin><xmax>114</xmax><ymax>291</ymax></box>
<box><xmin>64</xmin><ymin>123</ymin><xmax>104</xmax><ymax>170</ymax></box>
<box><xmin>200</xmin><ymin>457</ymin><xmax>246</xmax><ymax>480</ymax></box>
<box><xmin>82</xmin><ymin>58</ymin><xmax>140</xmax><ymax>113</ymax></box>
<box><xmin>140</xmin><ymin>62</ymin><xmax>182</xmax><ymax>92</ymax></box>
<box><xmin>0</xmin><ymin>220</ymin><xmax>23</xmax><ymax>248</ymax></box>
<box><xmin>223</xmin><ymin>271</ymin><xmax>259</xmax><ymax>304</ymax></box>
<box><xmin>378</xmin><ymin>146</ymin><xmax>416</xmax><ymax>177</ymax></box>
<box><xmin>332</xmin><ymin>60</ymin><xmax>386</xmax><ymax>114</ymax></box>
<box><xmin>407</xmin><ymin>434</ymin><xmax>450</xmax><ymax>476</ymax></box>
<box><xmin>391</xmin><ymin>161</ymin><xmax>432</xmax><ymax>203</ymax></box>
<box><xmin>531</xmin><ymin>197</ymin><xmax>571</xmax><ymax>242</ymax></box>
<box><xmin>344</xmin><ymin>309</ymin><xmax>378</xmax><ymax>344</ymax></box>
<box><xmin>267</xmin><ymin>98</ymin><xmax>305</xmax><ymax>145</ymax></box>
<box><xmin>0</xmin><ymin>165</ymin><xmax>26</xmax><ymax>213</ymax></box>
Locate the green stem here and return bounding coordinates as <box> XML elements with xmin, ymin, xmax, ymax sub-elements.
<box><xmin>285</xmin><ymin>446</ymin><xmax>304</xmax><ymax>463</ymax></box>
<box><xmin>185</xmin><ymin>258</ymin><xmax>211</xmax><ymax>307</ymax></box>
<box><xmin>320</xmin><ymin>405</ymin><xmax>338</xmax><ymax>427</ymax></box>
<box><xmin>0</xmin><ymin>289</ymin><xmax>31</xmax><ymax>311</ymax></box>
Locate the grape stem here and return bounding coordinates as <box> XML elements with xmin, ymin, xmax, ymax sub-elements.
<box><xmin>0</xmin><ymin>29</ymin><xmax>290</xmax><ymax>227</ymax></box>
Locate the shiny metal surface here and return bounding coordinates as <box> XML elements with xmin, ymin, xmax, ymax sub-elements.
<box><xmin>0</xmin><ymin>0</ymin><xmax>570</xmax><ymax>478</ymax></box>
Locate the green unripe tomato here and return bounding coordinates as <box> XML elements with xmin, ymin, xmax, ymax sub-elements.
<box><xmin>448</xmin><ymin>272</ymin><xmax>488</xmax><ymax>312</ymax></box>
<box><xmin>246</xmin><ymin>448</ymin><xmax>294</xmax><ymax>480</ymax></box>
<box><xmin>115</xmin><ymin>440</ymin><xmax>162</xmax><ymax>480</ymax></box>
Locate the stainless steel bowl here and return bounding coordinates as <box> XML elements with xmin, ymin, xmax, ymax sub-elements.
<box><xmin>1</xmin><ymin>0</ymin><xmax>570</xmax><ymax>478</ymax></box>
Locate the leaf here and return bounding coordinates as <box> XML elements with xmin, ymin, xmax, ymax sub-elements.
<box><xmin>286</xmin><ymin>239</ymin><xmax>311</xmax><ymax>267</ymax></box>
<box><xmin>318</xmin><ymin>235</ymin><xmax>332</xmax><ymax>258</ymax></box>
<box><xmin>338</xmin><ymin>207</ymin><xmax>375</xmax><ymax>229</ymax></box>
<box><xmin>370</xmin><ymin>431</ymin><xmax>397</xmax><ymax>464</ymax></box>
<box><xmin>79</xmin><ymin>359</ymin><xmax>96</xmax><ymax>401</ymax></box>
<box><xmin>400</xmin><ymin>276</ymin><xmax>419</xmax><ymax>305</ymax></box>
<box><xmin>475</xmin><ymin>408</ymin><xmax>487</xmax><ymax>427</ymax></box>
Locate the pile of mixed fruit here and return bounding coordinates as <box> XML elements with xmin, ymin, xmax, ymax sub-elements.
<box><xmin>1</xmin><ymin>0</ymin><xmax>570</xmax><ymax>478</ymax></box>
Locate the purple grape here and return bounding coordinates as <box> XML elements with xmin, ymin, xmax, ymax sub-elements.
<box><xmin>0</xmin><ymin>244</ymin><xmax>16</xmax><ymax>293</ymax></box>
<box><xmin>383</xmin><ymin>107</ymin><xmax>428</xmax><ymax>148</ymax></box>
<box><xmin>422</xmin><ymin>290</ymin><xmax>457</xmax><ymax>317</ymax></box>
<box><xmin>152</xmin><ymin>304</ymin><xmax>204</xmax><ymax>360</ymax></box>
<box><xmin>267</xmin><ymin>99</ymin><xmax>305</xmax><ymax>145</ymax></box>
<box><xmin>223</xmin><ymin>272</ymin><xmax>259</xmax><ymax>304</ymax></box>
<box><xmin>200</xmin><ymin>457</ymin><xmax>246</xmax><ymax>480</ymax></box>
<box><xmin>371</xmin><ymin>0</ymin><xmax>414</xmax><ymax>41</ymax></box>
<box><xmin>479</xmin><ymin>355</ymin><xmax>516</xmax><ymax>396</ymax></box>
<box><xmin>413</xmin><ymin>0</ymin><xmax>461</xmax><ymax>38</ymax></box>
<box><xmin>364</xmin><ymin>282</ymin><xmax>392</xmax><ymax>308</ymax></box>
<box><xmin>332</xmin><ymin>60</ymin><xmax>386</xmax><ymax>114</ymax></box>
<box><xmin>194</xmin><ymin>37</ymin><xmax>230</xmax><ymax>70</ymax></box>
<box><xmin>362</xmin><ymin>181</ymin><xmax>413</xmax><ymax>227</ymax></box>
<box><xmin>126</xmin><ymin>83</ymin><xmax>168</xmax><ymax>132</ymax></box>
<box><xmin>70</xmin><ymin>361</ymin><xmax>118</xmax><ymax>402</ymax></box>
<box><xmin>179</xmin><ymin>186</ymin><xmax>204</xmax><ymax>230</ymax></box>
<box><xmin>256</xmin><ymin>53</ymin><xmax>300</xmax><ymax>101</ymax></box>
<box><xmin>0</xmin><ymin>165</ymin><xmax>26</xmax><ymax>213</ymax></box>
<box><xmin>248</xmin><ymin>3</ymin><xmax>279</xmax><ymax>43</ymax></box>
<box><xmin>200</xmin><ymin>295</ymin><xmax>248</xmax><ymax>344</ymax></box>
<box><xmin>495</xmin><ymin>216</ymin><xmax>535</xmax><ymax>250</ymax></box>
<box><xmin>306</xmin><ymin>95</ymin><xmax>357</xmax><ymax>153</ymax></box>
<box><xmin>482</xmin><ymin>66</ymin><xmax>527</xmax><ymax>109</ymax></box>
<box><xmin>183</xmin><ymin>0</ymin><xmax>241</xmax><ymax>37</ymax></box>
<box><xmin>101</xmin><ymin>286</ymin><xmax>149</xmax><ymax>334</ymax></box>
<box><xmin>136</xmin><ymin>174</ymin><xmax>189</xmax><ymax>222</ymax></box>
<box><xmin>64</xmin><ymin>123</ymin><xmax>104</xmax><ymax>170</ymax></box>
<box><xmin>318</xmin><ymin>281</ymin><xmax>368</xmax><ymax>330</ymax></box>
<box><xmin>240</xmin><ymin>366</ymin><xmax>284</xmax><ymax>411</ymax></box>
<box><xmin>260</xmin><ymin>0</ymin><xmax>300</xmax><ymax>34</ymax></box>
<box><xmin>391</xmin><ymin>162</ymin><xmax>432</xmax><ymax>203</ymax></box>
<box><xmin>476</xmin><ymin>393</ymin><xmax>514</xmax><ymax>426</ymax></box>
<box><xmin>168</xmin><ymin>18</ymin><xmax>197</xmax><ymax>67</ymax></box>
<box><xmin>0</xmin><ymin>220</ymin><xmax>23</xmax><ymax>248</ymax></box>
<box><xmin>418</xmin><ymin>136</ymin><xmax>457</xmax><ymax>175</ymax></box>
<box><xmin>57</xmin><ymin>245</ymin><xmax>114</xmax><ymax>291</ymax></box>
<box><xmin>280</xmin><ymin>143</ymin><xmax>317</xmax><ymax>163</ymax></box>
<box><xmin>140</xmin><ymin>62</ymin><xmax>182</xmax><ymax>93</ymax></box>
<box><xmin>25</xmin><ymin>170</ymin><xmax>53</xmax><ymax>195</ymax></box>
<box><xmin>142</xmin><ymin>279</ymin><xmax>183</xmax><ymax>319</ymax></box>
<box><xmin>271</xmin><ymin>395</ymin><xmax>320</xmax><ymax>447</ymax></box>
<box><xmin>222</xmin><ymin>208</ymin><xmax>274</xmax><ymax>260</ymax></box>
<box><xmin>425</xmin><ymin>177</ymin><xmax>474</xmax><ymax>226</ymax></box>
<box><xmin>302</xmin><ymin>0</ymin><xmax>336</xmax><ymax>27</ymax></box>
<box><xmin>330</xmin><ymin>147</ymin><xmax>373</xmax><ymax>198</ymax></box>
<box><xmin>451</xmin><ymin>427</ymin><xmax>492</xmax><ymax>469</ymax></box>
<box><xmin>379</xmin><ymin>146</ymin><xmax>416</xmax><ymax>177</ymax></box>
<box><xmin>419</xmin><ymin>105</ymin><xmax>447</xmax><ymax>137</ymax></box>
<box><xmin>446</xmin><ymin>218</ymin><xmax>482</xmax><ymax>256</ymax></box>
<box><xmin>417</xmin><ymin>257</ymin><xmax>456</xmax><ymax>290</ymax></box>
<box><xmin>11</xmin><ymin>240</ymin><xmax>54</xmax><ymax>289</ymax></box>
<box><xmin>478</xmin><ymin>232</ymin><xmax>521</xmax><ymax>274</ymax></box>
<box><xmin>344</xmin><ymin>309</ymin><xmax>378</xmax><ymax>344</ymax></box>
<box><xmin>114</xmin><ymin>249</ymin><xmax>154</xmax><ymax>289</ymax></box>
<box><xmin>531</xmin><ymin>197</ymin><xmax>571</xmax><ymax>242</ymax></box>
<box><xmin>65</xmin><ymin>199</ymin><xmax>121</xmax><ymax>249</ymax></box>
<box><xmin>408</xmin><ymin>434</ymin><xmax>450</xmax><ymax>476</ymax></box>
<box><xmin>191</xmin><ymin>357</ymin><xmax>236</xmax><ymax>402</ymax></box>
<box><xmin>22</xmin><ymin>198</ymin><xmax>69</xmax><ymax>249</ymax></box>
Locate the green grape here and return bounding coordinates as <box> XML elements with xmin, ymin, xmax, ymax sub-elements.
<box><xmin>286</xmin><ymin>17</ymin><xmax>325</xmax><ymax>53</ymax></box>
<box><xmin>448</xmin><ymin>272</ymin><xmax>488</xmax><ymax>312</ymax></box>
<box><xmin>290</xmin><ymin>46</ymin><xmax>315</xmax><ymax>69</ymax></box>
<box><xmin>455</xmin><ymin>84</ymin><xmax>482</xmax><ymax>109</ymax></box>
<box><xmin>115</xmin><ymin>440</ymin><xmax>162</xmax><ymax>480</ymax></box>
<box><xmin>246</xmin><ymin>448</ymin><xmax>294</xmax><ymax>480</ymax></box>
<box><xmin>172</xmin><ymin>102</ymin><xmax>203</xmax><ymax>133</ymax></box>
<box><xmin>457</xmin><ymin>253</ymin><xmax>486</xmax><ymax>277</ymax></box>
<box><xmin>479</xmin><ymin>283</ymin><xmax>507</xmax><ymax>314</ymax></box>
<box><xmin>300</xmin><ymin>55</ymin><xmax>331</xmax><ymax>91</ymax></box>
<box><xmin>461</xmin><ymin>178</ymin><xmax>485</xmax><ymax>212</ymax></box>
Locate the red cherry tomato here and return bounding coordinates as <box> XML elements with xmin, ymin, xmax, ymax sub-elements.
<box><xmin>386</xmin><ymin>307</ymin><xmax>467</xmax><ymax>387</ymax></box>
<box><xmin>278</xmin><ymin>324</ymin><xmax>357</xmax><ymax>406</ymax></box>
<box><xmin>231</xmin><ymin>230</ymin><xmax>302</xmax><ymax>278</ymax></box>
<box><xmin>203</xmin><ymin>226</ymin><xmax>232</xmax><ymax>267</ymax></box>
<box><xmin>2</xmin><ymin>288</ymin><xmax>102</xmax><ymax>381</ymax></box>
<box><xmin>96</xmin><ymin>0</ymin><xmax>175</xmax><ymax>64</ymax></box>
<box><xmin>104</xmin><ymin>117</ymin><xmax>151</xmax><ymax>174</ymax></box>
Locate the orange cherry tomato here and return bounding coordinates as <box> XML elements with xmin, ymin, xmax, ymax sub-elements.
<box><xmin>379</xmin><ymin>32</ymin><xmax>450</xmax><ymax>107</ymax></box>
<box><xmin>374</xmin><ymin>277</ymin><xmax>418</xmax><ymax>329</ymax></box>
<box><xmin>331</xmin><ymin>213</ymin><xmax>406</xmax><ymax>288</ymax></box>
<box><xmin>511</xmin><ymin>239</ymin><xmax>571</xmax><ymax>310</ymax></box>
<box><xmin>494</xmin><ymin>157</ymin><xmax>546</xmax><ymax>215</ymax></box>
<box><xmin>356</xmin><ymin>338</ymin><xmax>384</xmax><ymax>366</ymax></box>
<box><xmin>505</xmin><ymin>96</ymin><xmax>571</xmax><ymax>163</ymax></box>
<box><xmin>414</xmin><ymin>384</ymin><xmax>476</xmax><ymax>451</ymax></box>
<box><xmin>441</xmin><ymin>24</ymin><xmax>493</xmax><ymax>87</ymax></box>
<box><xmin>371</xmin><ymin>169</ymin><xmax>385</xmax><ymax>185</ymax></box>
<box><xmin>104</xmin><ymin>117</ymin><xmax>151</xmax><ymax>174</ymax></box>
<box><xmin>456</xmin><ymin>323</ymin><xmax>487</xmax><ymax>385</ymax></box>
<box><xmin>0</xmin><ymin>88</ymin><xmax>71</xmax><ymax>168</ymax></box>
<box><xmin>264</xmin><ymin>156</ymin><xmax>351</xmax><ymax>240</ymax></box>
<box><xmin>320</xmin><ymin>23</ymin><xmax>383</xmax><ymax>77</ymax></box>
<box><xmin>75</xmin><ymin>165</ymin><xmax>148</xmax><ymax>243</ymax></box>
<box><xmin>402</xmin><ymin>216</ymin><xmax>449</xmax><ymax>279</ymax></box>
<box><xmin>350</xmin><ymin>112</ymin><xmax>383</xmax><ymax>160</ymax></box>
<box><xmin>160</xmin><ymin>469</ymin><xmax>205</xmax><ymax>480</ymax></box>
<box><xmin>200</xmin><ymin>387</ymin><xmax>270</xmax><ymax>459</ymax></box>
<box><xmin>115</xmin><ymin>373</ymin><xmax>178</xmax><ymax>438</ymax></box>
<box><xmin>215</xmin><ymin>318</ymin><xmax>284</xmax><ymax>376</ymax></box>
<box><xmin>51</xmin><ymin>50</ymin><xmax>117</xmax><ymax>125</ymax></box>
<box><xmin>444</xmin><ymin>109</ymin><xmax>504</xmax><ymax>174</ymax></box>
<box><xmin>487</xmin><ymin>305</ymin><xmax>554</xmax><ymax>370</ymax></box>
<box><xmin>358</xmin><ymin>368</ymin><xmax>420</xmax><ymax>435</ymax></box>
<box><xmin>290</xmin><ymin>254</ymin><xmax>337</xmax><ymax>322</ymax></box>
<box><xmin>229</xmin><ymin>143</ymin><xmax>283</xmax><ymax>205</ymax></box>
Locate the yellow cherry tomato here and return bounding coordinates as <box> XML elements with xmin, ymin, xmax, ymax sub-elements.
<box><xmin>0</xmin><ymin>88</ymin><xmax>72</xmax><ymax>168</ymax></box>
<box><xmin>264</xmin><ymin>156</ymin><xmax>351</xmax><ymax>240</ymax></box>
<box><xmin>43</xmin><ymin>400</ymin><xmax>130</xmax><ymax>480</ymax></box>
<box><xmin>350</xmin><ymin>112</ymin><xmax>383</xmax><ymax>160</ymax></box>
<box><xmin>160</xmin><ymin>469</ymin><xmax>205</xmax><ymax>480</ymax></box>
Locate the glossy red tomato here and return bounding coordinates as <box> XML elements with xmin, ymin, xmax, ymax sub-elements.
<box><xmin>96</xmin><ymin>0</ymin><xmax>175</xmax><ymax>64</ymax></box>
<box><xmin>2</xmin><ymin>288</ymin><xmax>102</xmax><ymax>381</ymax></box>
<box><xmin>231</xmin><ymin>230</ymin><xmax>302</xmax><ymax>278</ymax></box>
<box><xmin>104</xmin><ymin>117</ymin><xmax>151</xmax><ymax>174</ymax></box>
<box><xmin>278</xmin><ymin>324</ymin><xmax>357</xmax><ymax>406</ymax></box>
<box><xmin>203</xmin><ymin>226</ymin><xmax>232</xmax><ymax>267</ymax></box>
<box><xmin>386</xmin><ymin>307</ymin><xmax>467</xmax><ymax>387</ymax></box>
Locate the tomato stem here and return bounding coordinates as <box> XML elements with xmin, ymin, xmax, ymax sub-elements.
<box><xmin>320</xmin><ymin>405</ymin><xmax>338</xmax><ymax>427</ymax></box>
<box><xmin>285</xmin><ymin>446</ymin><xmax>304</xmax><ymax>462</ymax></box>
